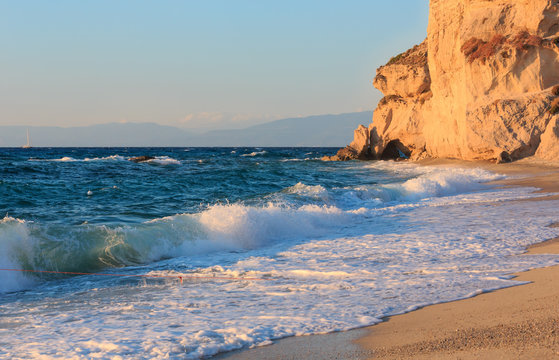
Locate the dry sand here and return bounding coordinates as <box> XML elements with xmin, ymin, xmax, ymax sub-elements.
<box><xmin>219</xmin><ymin>158</ymin><xmax>559</xmax><ymax>360</ymax></box>
<box><xmin>358</xmin><ymin>239</ymin><xmax>559</xmax><ymax>360</ymax></box>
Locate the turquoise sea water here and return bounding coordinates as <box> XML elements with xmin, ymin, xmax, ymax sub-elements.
<box><xmin>1</xmin><ymin>147</ymin><xmax>383</xmax><ymax>273</ymax></box>
<box><xmin>1</xmin><ymin>147</ymin><xmax>559</xmax><ymax>359</ymax></box>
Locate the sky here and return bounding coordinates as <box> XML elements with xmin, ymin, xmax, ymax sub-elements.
<box><xmin>0</xmin><ymin>1</ymin><xmax>429</xmax><ymax>131</ymax></box>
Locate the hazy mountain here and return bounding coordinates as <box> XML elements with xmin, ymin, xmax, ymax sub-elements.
<box><xmin>0</xmin><ymin>111</ymin><xmax>372</xmax><ymax>147</ymax></box>
<box><xmin>0</xmin><ymin>123</ymin><xmax>191</xmax><ymax>147</ymax></box>
<box><xmin>187</xmin><ymin>112</ymin><xmax>372</xmax><ymax>147</ymax></box>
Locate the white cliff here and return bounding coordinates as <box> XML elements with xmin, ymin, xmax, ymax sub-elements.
<box><xmin>326</xmin><ymin>0</ymin><xmax>559</xmax><ymax>163</ymax></box>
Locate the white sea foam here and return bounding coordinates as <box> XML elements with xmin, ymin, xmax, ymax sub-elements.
<box><xmin>288</xmin><ymin>166</ymin><xmax>505</xmax><ymax>210</ymax></box>
<box><xmin>280</xmin><ymin>158</ymin><xmax>319</xmax><ymax>162</ymax></box>
<box><xmin>3</xmin><ymin>164</ymin><xmax>559</xmax><ymax>359</ymax></box>
<box><xmin>2</xmin><ymin>192</ymin><xmax>559</xmax><ymax>359</ymax></box>
<box><xmin>0</xmin><ymin>166</ymin><xmax>526</xmax><ymax>294</ymax></box>
<box><xmin>144</xmin><ymin>156</ymin><xmax>181</xmax><ymax>165</ymax></box>
<box><xmin>398</xmin><ymin>166</ymin><xmax>502</xmax><ymax>199</ymax></box>
<box><xmin>29</xmin><ymin>155</ymin><xmax>179</xmax><ymax>164</ymax></box>
<box><xmin>196</xmin><ymin>202</ymin><xmax>345</xmax><ymax>249</ymax></box>
<box><xmin>84</xmin><ymin>155</ymin><xmax>127</xmax><ymax>162</ymax></box>
<box><xmin>345</xmin><ymin>164</ymin><xmax>504</xmax><ymax>205</ymax></box>
<box><xmin>31</xmin><ymin>155</ymin><xmax>127</xmax><ymax>162</ymax></box>
<box><xmin>286</xmin><ymin>182</ymin><xmax>328</xmax><ymax>197</ymax></box>
<box><xmin>0</xmin><ymin>217</ymin><xmax>38</xmax><ymax>293</ymax></box>
<box><xmin>82</xmin><ymin>154</ymin><xmax>178</xmax><ymax>164</ymax></box>
<box><xmin>54</xmin><ymin>156</ymin><xmax>77</xmax><ymax>162</ymax></box>
<box><xmin>241</xmin><ymin>150</ymin><xmax>267</xmax><ymax>157</ymax></box>
<box><xmin>0</xmin><ymin>202</ymin><xmax>347</xmax><ymax>293</ymax></box>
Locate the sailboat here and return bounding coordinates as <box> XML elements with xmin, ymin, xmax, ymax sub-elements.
<box><xmin>22</xmin><ymin>129</ymin><xmax>32</xmax><ymax>148</ymax></box>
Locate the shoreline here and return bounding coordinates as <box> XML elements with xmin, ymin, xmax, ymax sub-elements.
<box><xmin>218</xmin><ymin>158</ymin><xmax>559</xmax><ymax>360</ymax></box>
<box><xmin>356</xmin><ymin>238</ymin><xmax>559</xmax><ymax>359</ymax></box>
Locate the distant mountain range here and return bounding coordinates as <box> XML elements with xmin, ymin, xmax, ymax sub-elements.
<box><xmin>0</xmin><ymin>111</ymin><xmax>372</xmax><ymax>147</ymax></box>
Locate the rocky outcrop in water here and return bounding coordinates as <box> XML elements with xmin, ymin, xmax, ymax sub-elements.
<box><xmin>129</xmin><ymin>156</ymin><xmax>155</xmax><ymax>163</ymax></box>
<box><xmin>326</xmin><ymin>0</ymin><xmax>559</xmax><ymax>162</ymax></box>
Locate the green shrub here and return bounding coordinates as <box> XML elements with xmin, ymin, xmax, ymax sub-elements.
<box><xmin>387</xmin><ymin>53</ymin><xmax>405</xmax><ymax>66</ymax></box>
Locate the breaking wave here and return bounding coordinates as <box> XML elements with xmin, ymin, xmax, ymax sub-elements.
<box><xmin>0</xmin><ymin>202</ymin><xmax>347</xmax><ymax>293</ymax></box>
<box><xmin>144</xmin><ymin>156</ymin><xmax>181</xmax><ymax>165</ymax></box>
<box><xmin>241</xmin><ymin>150</ymin><xmax>267</xmax><ymax>157</ymax></box>
<box><xmin>0</xmin><ymin>164</ymin><xmax>511</xmax><ymax>293</ymax></box>
<box><xmin>28</xmin><ymin>155</ymin><xmax>180</xmax><ymax>165</ymax></box>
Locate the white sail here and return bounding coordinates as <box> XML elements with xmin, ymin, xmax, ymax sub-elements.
<box><xmin>23</xmin><ymin>128</ymin><xmax>32</xmax><ymax>148</ymax></box>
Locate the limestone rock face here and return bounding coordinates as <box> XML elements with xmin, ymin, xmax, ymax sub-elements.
<box><xmin>349</xmin><ymin>124</ymin><xmax>370</xmax><ymax>156</ymax></box>
<box><xmin>369</xmin><ymin>40</ymin><xmax>432</xmax><ymax>160</ymax></box>
<box><xmin>332</xmin><ymin>0</ymin><xmax>559</xmax><ymax>162</ymax></box>
<box><xmin>373</xmin><ymin>41</ymin><xmax>431</xmax><ymax>98</ymax></box>
<box><xmin>322</xmin><ymin>125</ymin><xmax>372</xmax><ymax>161</ymax></box>
<box><xmin>536</xmin><ymin>117</ymin><xmax>559</xmax><ymax>159</ymax></box>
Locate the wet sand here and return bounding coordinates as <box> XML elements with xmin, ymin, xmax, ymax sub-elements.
<box><xmin>219</xmin><ymin>158</ymin><xmax>559</xmax><ymax>360</ymax></box>
<box><xmin>357</xmin><ymin>238</ymin><xmax>559</xmax><ymax>360</ymax></box>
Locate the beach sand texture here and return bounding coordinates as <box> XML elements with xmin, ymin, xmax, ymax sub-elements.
<box><xmin>359</xmin><ymin>241</ymin><xmax>559</xmax><ymax>359</ymax></box>
<box><xmin>220</xmin><ymin>159</ymin><xmax>559</xmax><ymax>360</ymax></box>
<box><xmin>358</xmin><ymin>160</ymin><xmax>559</xmax><ymax>359</ymax></box>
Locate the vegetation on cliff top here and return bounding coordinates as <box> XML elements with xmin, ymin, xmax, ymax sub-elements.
<box><xmin>385</xmin><ymin>40</ymin><xmax>428</xmax><ymax>67</ymax></box>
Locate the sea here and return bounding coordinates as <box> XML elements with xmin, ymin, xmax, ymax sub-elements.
<box><xmin>1</xmin><ymin>147</ymin><xmax>559</xmax><ymax>359</ymax></box>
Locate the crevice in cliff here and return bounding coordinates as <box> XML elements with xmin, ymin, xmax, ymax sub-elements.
<box><xmin>380</xmin><ymin>140</ymin><xmax>411</xmax><ymax>160</ymax></box>
<box><xmin>378</xmin><ymin>95</ymin><xmax>405</xmax><ymax>107</ymax></box>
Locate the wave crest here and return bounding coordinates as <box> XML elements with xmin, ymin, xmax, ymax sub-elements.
<box><xmin>0</xmin><ymin>202</ymin><xmax>347</xmax><ymax>293</ymax></box>
<box><xmin>241</xmin><ymin>151</ymin><xmax>267</xmax><ymax>157</ymax></box>
<box><xmin>285</xmin><ymin>183</ymin><xmax>329</xmax><ymax>199</ymax></box>
<box><xmin>0</xmin><ymin>164</ymin><xmax>507</xmax><ymax>293</ymax></box>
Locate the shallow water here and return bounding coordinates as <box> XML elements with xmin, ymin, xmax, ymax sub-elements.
<box><xmin>1</xmin><ymin>147</ymin><xmax>558</xmax><ymax>359</ymax></box>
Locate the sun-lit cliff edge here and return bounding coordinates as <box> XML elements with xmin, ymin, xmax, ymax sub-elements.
<box><xmin>326</xmin><ymin>0</ymin><xmax>559</xmax><ymax>163</ymax></box>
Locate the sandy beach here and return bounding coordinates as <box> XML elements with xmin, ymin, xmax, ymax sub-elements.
<box><xmin>220</xmin><ymin>158</ymin><xmax>559</xmax><ymax>359</ymax></box>
<box><xmin>358</xmin><ymin>237</ymin><xmax>559</xmax><ymax>360</ymax></box>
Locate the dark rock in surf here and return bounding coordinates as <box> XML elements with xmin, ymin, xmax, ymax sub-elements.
<box><xmin>129</xmin><ymin>156</ymin><xmax>155</xmax><ymax>163</ymax></box>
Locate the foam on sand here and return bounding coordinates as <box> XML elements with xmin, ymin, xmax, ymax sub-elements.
<box><xmin>2</xmin><ymin>164</ymin><xmax>559</xmax><ymax>359</ymax></box>
<box><xmin>0</xmin><ymin>165</ymin><xmax>542</xmax><ymax>294</ymax></box>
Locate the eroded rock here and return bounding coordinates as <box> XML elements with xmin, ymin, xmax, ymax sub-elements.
<box><xmin>328</xmin><ymin>0</ymin><xmax>559</xmax><ymax>163</ymax></box>
<box><xmin>322</xmin><ymin>125</ymin><xmax>372</xmax><ymax>161</ymax></box>
<box><xmin>129</xmin><ymin>156</ymin><xmax>155</xmax><ymax>163</ymax></box>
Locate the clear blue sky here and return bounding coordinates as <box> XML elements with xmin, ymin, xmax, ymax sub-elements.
<box><xmin>0</xmin><ymin>1</ymin><xmax>429</xmax><ymax>130</ymax></box>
